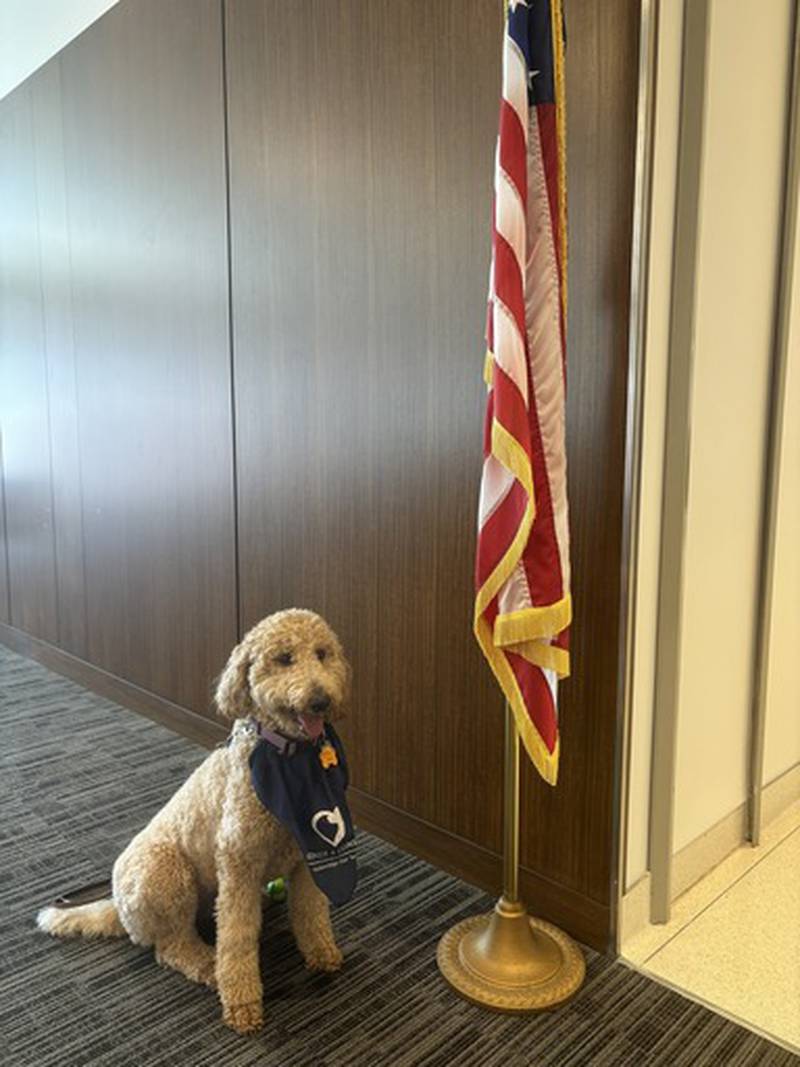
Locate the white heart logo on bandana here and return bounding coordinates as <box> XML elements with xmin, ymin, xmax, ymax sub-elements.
<box><xmin>311</xmin><ymin>806</ymin><xmax>346</xmax><ymax>848</ymax></box>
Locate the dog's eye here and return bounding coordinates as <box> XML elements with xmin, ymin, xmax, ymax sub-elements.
<box><xmin>275</xmin><ymin>651</ymin><xmax>293</xmax><ymax>667</ymax></box>
<box><xmin>316</xmin><ymin>648</ymin><xmax>328</xmax><ymax>662</ymax></box>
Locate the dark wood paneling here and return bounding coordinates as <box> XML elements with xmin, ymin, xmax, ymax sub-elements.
<box><xmin>52</xmin><ymin>0</ymin><xmax>238</xmax><ymax>714</ymax></box>
<box><xmin>31</xmin><ymin>63</ymin><xmax>87</xmax><ymax>658</ymax></box>
<box><xmin>0</xmin><ymin>0</ymin><xmax>238</xmax><ymax>713</ymax></box>
<box><xmin>226</xmin><ymin>0</ymin><xmax>382</xmax><ymax>798</ymax></box>
<box><xmin>0</xmin><ymin>83</ymin><xmax>59</xmax><ymax>643</ymax></box>
<box><xmin>430</xmin><ymin>0</ymin><xmax>509</xmax><ymax>851</ymax></box>
<box><xmin>227</xmin><ymin>0</ymin><xmax>504</xmax><ymax>841</ymax></box>
<box><xmin>227</xmin><ymin>0</ymin><xmax>640</xmax><ymax>943</ymax></box>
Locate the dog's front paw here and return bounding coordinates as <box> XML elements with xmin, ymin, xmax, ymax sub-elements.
<box><xmin>223</xmin><ymin>1001</ymin><xmax>263</xmax><ymax>1034</ymax></box>
<box><xmin>305</xmin><ymin>944</ymin><xmax>344</xmax><ymax>974</ymax></box>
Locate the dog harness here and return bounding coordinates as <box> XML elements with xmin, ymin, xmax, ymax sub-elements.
<box><xmin>248</xmin><ymin>722</ymin><xmax>357</xmax><ymax>906</ymax></box>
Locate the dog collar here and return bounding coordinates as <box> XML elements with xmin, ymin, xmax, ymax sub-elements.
<box><xmin>249</xmin><ymin>720</ymin><xmax>305</xmax><ymax>755</ymax></box>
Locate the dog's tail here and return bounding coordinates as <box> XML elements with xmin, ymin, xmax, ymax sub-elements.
<box><xmin>37</xmin><ymin>899</ymin><xmax>126</xmax><ymax>939</ymax></box>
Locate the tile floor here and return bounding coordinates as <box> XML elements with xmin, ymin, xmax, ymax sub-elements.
<box><xmin>622</xmin><ymin>802</ymin><xmax>800</xmax><ymax>1055</ymax></box>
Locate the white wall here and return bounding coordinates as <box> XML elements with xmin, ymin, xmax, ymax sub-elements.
<box><xmin>625</xmin><ymin>0</ymin><xmax>797</xmax><ymax>892</ymax></box>
<box><xmin>672</xmin><ymin>0</ymin><xmax>794</xmax><ymax>853</ymax></box>
<box><xmin>0</xmin><ymin>0</ymin><xmax>119</xmax><ymax>100</ymax></box>
<box><xmin>763</xmin><ymin>203</ymin><xmax>800</xmax><ymax>787</ymax></box>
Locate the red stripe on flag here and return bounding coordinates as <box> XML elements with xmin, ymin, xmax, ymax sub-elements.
<box><xmin>506</xmin><ymin>652</ymin><xmax>558</xmax><ymax>753</ymax></box>
<box><xmin>498</xmin><ymin>100</ymin><xmax>528</xmax><ymax>209</ymax></box>
<box><xmin>483</xmin><ymin>389</ymin><xmax>495</xmax><ymax>457</ymax></box>
<box><xmin>475</xmin><ymin>480</ymin><xmax>528</xmax><ymax>588</ymax></box>
<box><xmin>492</xmin><ymin>365</ymin><xmax>533</xmax><ymax>463</ymax></box>
<box><xmin>521</xmin><ymin>383</ymin><xmax>565</xmax><ymax>607</ymax></box>
<box><xmin>492</xmin><ymin>231</ymin><xmax>526</xmax><ymax>343</ymax></box>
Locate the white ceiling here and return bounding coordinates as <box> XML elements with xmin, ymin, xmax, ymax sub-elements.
<box><xmin>0</xmin><ymin>0</ymin><xmax>119</xmax><ymax>100</ymax></box>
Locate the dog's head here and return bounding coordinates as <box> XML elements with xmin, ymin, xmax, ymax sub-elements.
<box><xmin>215</xmin><ymin>609</ymin><xmax>351</xmax><ymax>740</ymax></box>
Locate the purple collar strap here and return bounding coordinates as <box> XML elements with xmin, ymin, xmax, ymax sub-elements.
<box><xmin>250</xmin><ymin>719</ymin><xmax>312</xmax><ymax>755</ymax></box>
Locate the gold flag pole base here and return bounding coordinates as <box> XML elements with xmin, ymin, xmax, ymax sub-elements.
<box><xmin>436</xmin><ymin>895</ymin><xmax>585</xmax><ymax>1012</ymax></box>
<box><xmin>437</xmin><ymin>704</ymin><xmax>585</xmax><ymax>1011</ymax></box>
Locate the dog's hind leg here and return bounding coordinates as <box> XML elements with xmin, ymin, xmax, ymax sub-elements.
<box><xmin>155</xmin><ymin>934</ymin><xmax>216</xmax><ymax>988</ymax></box>
<box><xmin>113</xmin><ymin>840</ymin><xmax>216</xmax><ymax>988</ymax></box>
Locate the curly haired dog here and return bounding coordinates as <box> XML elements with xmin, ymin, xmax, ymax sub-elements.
<box><xmin>37</xmin><ymin>609</ymin><xmax>350</xmax><ymax>1034</ymax></box>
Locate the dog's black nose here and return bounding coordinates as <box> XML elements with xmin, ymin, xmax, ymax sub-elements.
<box><xmin>310</xmin><ymin>690</ymin><xmax>331</xmax><ymax>714</ymax></box>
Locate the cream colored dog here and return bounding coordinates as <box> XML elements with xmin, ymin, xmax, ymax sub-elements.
<box><xmin>37</xmin><ymin>609</ymin><xmax>350</xmax><ymax>1034</ymax></box>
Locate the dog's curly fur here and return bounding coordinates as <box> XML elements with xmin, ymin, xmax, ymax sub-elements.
<box><xmin>37</xmin><ymin>609</ymin><xmax>351</xmax><ymax>1034</ymax></box>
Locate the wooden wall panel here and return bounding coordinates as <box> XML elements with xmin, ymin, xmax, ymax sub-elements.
<box><xmin>31</xmin><ymin>62</ymin><xmax>88</xmax><ymax>658</ymax></box>
<box><xmin>0</xmin><ymin>83</ymin><xmax>59</xmax><ymax>643</ymax></box>
<box><xmin>0</xmin><ymin>0</ymin><xmax>238</xmax><ymax>715</ymax></box>
<box><xmin>429</xmin><ymin>0</ymin><xmax>510</xmax><ymax>848</ymax></box>
<box><xmin>227</xmin><ymin>0</ymin><xmax>640</xmax><ymax>937</ymax></box>
<box><xmin>53</xmin><ymin>0</ymin><xmax>238</xmax><ymax>715</ymax></box>
<box><xmin>227</xmin><ymin>0</ymin><xmax>504</xmax><ymax>842</ymax></box>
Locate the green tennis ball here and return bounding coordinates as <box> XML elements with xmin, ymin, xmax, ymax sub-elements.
<box><xmin>265</xmin><ymin>877</ymin><xmax>287</xmax><ymax>901</ymax></box>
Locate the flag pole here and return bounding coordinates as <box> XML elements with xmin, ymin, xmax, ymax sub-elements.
<box><xmin>436</xmin><ymin>703</ymin><xmax>585</xmax><ymax>1011</ymax></box>
<box><xmin>437</xmin><ymin>0</ymin><xmax>583</xmax><ymax>1011</ymax></box>
<box><xmin>502</xmin><ymin>701</ymin><xmax>520</xmax><ymax>903</ymax></box>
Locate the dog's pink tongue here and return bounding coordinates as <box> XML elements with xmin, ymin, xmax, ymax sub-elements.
<box><xmin>300</xmin><ymin>713</ymin><xmax>325</xmax><ymax>741</ymax></box>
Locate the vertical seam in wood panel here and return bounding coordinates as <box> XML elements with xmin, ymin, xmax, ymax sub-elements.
<box><xmin>220</xmin><ymin>0</ymin><xmax>242</xmax><ymax>641</ymax></box>
<box><xmin>430</xmin><ymin>0</ymin><xmax>444</xmax><ymax>842</ymax></box>
<box><xmin>57</xmin><ymin>56</ymin><xmax>91</xmax><ymax>657</ymax></box>
<box><xmin>30</xmin><ymin>88</ymin><xmax>62</xmax><ymax>641</ymax></box>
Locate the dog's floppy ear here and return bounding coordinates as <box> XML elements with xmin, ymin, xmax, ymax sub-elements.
<box><xmin>332</xmin><ymin>654</ymin><xmax>353</xmax><ymax>721</ymax></box>
<box><xmin>343</xmin><ymin>656</ymin><xmax>353</xmax><ymax>706</ymax></box>
<box><xmin>215</xmin><ymin>640</ymin><xmax>253</xmax><ymax>721</ymax></box>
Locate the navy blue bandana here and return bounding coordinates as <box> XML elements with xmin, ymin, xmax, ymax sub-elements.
<box><xmin>248</xmin><ymin>724</ymin><xmax>357</xmax><ymax>906</ymax></box>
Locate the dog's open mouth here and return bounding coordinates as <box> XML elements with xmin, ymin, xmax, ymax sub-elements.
<box><xmin>298</xmin><ymin>712</ymin><xmax>325</xmax><ymax>741</ymax></box>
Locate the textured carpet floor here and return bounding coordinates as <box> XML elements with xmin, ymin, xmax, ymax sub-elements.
<box><xmin>0</xmin><ymin>644</ymin><xmax>796</xmax><ymax>1067</ymax></box>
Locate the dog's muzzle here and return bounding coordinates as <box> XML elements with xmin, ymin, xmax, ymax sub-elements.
<box><xmin>298</xmin><ymin>688</ymin><xmax>331</xmax><ymax>740</ymax></box>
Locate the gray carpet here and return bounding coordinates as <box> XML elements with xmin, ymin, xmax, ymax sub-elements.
<box><xmin>0</xmin><ymin>644</ymin><xmax>796</xmax><ymax>1067</ymax></box>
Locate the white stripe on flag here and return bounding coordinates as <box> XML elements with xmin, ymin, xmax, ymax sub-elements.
<box><xmin>478</xmin><ymin>454</ymin><xmax>515</xmax><ymax>530</ymax></box>
<box><xmin>544</xmin><ymin>666</ymin><xmax>559</xmax><ymax>720</ymax></box>
<box><xmin>497</xmin><ymin>558</ymin><xmax>533</xmax><ymax>617</ymax></box>
<box><xmin>492</xmin><ymin>296</ymin><xmax>528</xmax><ymax>404</ymax></box>
<box><xmin>503</xmin><ymin>35</ymin><xmax>530</xmax><ymax>141</ymax></box>
<box><xmin>494</xmin><ymin>167</ymin><xmax>527</xmax><ymax>284</ymax></box>
<box><xmin>525</xmin><ymin>107</ymin><xmax>571</xmax><ymax>590</ymax></box>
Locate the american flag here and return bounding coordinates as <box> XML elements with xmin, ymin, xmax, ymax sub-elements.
<box><xmin>474</xmin><ymin>0</ymin><xmax>570</xmax><ymax>786</ymax></box>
